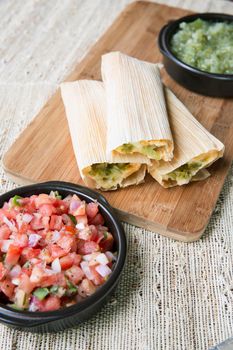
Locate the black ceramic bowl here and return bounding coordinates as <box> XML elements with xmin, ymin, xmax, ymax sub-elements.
<box><xmin>158</xmin><ymin>13</ymin><xmax>233</xmax><ymax>97</ymax></box>
<box><xmin>0</xmin><ymin>181</ymin><xmax>126</xmax><ymax>333</ymax></box>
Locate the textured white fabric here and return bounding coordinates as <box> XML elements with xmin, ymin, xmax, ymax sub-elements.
<box><xmin>0</xmin><ymin>1</ymin><xmax>233</xmax><ymax>349</ymax></box>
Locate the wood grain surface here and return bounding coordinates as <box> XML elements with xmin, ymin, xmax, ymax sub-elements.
<box><xmin>3</xmin><ymin>1</ymin><xmax>233</xmax><ymax>242</ymax></box>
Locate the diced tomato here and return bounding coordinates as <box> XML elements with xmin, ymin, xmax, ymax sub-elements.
<box><xmin>65</xmin><ymin>225</ymin><xmax>76</xmax><ymax>234</ymax></box>
<box><xmin>65</xmin><ymin>265</ymin><xmax>84</xmax><ymax>284</ymax></box>
<box><xmin>71</xmin><ymin>253</ymin><xmax>82</xmax><ymax>266</ymax></box>
<box><xmin>49</xmin><ymin>244</ymin><xmax>68</xmax><ymax>259</ymax></box>
<box><xmin>59</xmin><ymin>253</ymin><xmax>81</xmax><ymax>270</ymax></box>
<box><xmin>78</xmin><ymin>278</ymin><xmax>96</xmax><ymax>297</ymax></box>
<box><xmin>0</xmin><ymin>225</ymin><xmax>11</xmax><ymax>240</ymax></box>
<box><xmin>89</xmin><ymin>213</ymin><xmax>104</xmax><ymax>226</ymax></box>
<box><xmin>99</xmin><ymin>233</ymin><xmax>114</xmax><ymax>252</ymax></box>
<box><xmin>42</xmin><ymin>216</ymin><xmax>50</xmax><ymax>229</ymax></box>
<box><xmin>5</xmin><ymin>245</ymin><xmax>21</xmax><ymax>267</ymax></box>
<box><xmin>86</xmin><ymin>202</ymin><xmax>99</xmax><ymax>219</ymax></box>
<box><xmin>19</xmin><ymin>274</ymin><xmax>36</xmax><ymax>294</ymax></box>
<box><xmin>39</xmin><ymin>295</ymin><xmax>61</xmax><ymax>312</ymax></box>
<box><xmin>18</xmin><ymin>222</ymin><xmax>29</xmax><ymax>234</ymax></box>
<box><xmin>39</xmin><ymin>247</ymin><xmax>53</xmax><ymax>263</ymax></box>
<box><xmin>30</xmin><ymin>216</ymin><xmax>44</xmax><ymax>230</ymax></box>
<box><xmin>0</xmin><ymin>208</ymin><xmax>17</xmax><ymax>221</ymax></box>
<box><xmin>40</xmin><ymin>273</ymin><xmax>66</xmax><ymax>288</ymax></box>
<box><xmin>50</xmin><ymin>215</ymin><xmax>63</xmax><ymax>230</ymax></box>
<box><xmin>57</xmin><ymin>235</ymin><xmax>75</xmax><ymax>252</ymax></box>
<box><xmin>89</xmin><ymin>265</ymin><xmax>104</xmax><ymax>286</ymax></box>
<box><xmin>0</xmin><ymin>279</ymin><xmax>15</xmax><ymax>299</ymax></box>
<box><xmin>14</xmin><ymin>233</ymin><xmax>28</xmax><ymax>248</ymax></box>
<box><xmin>59</xmin><ymin>255</ymin><xmax>73</xmax><ymax>270</ymax></box>
<box><xmin>21</xmin><ymin>247</ymin><xmax>41</xmax><ymax>261</ymax></box>
<box><xmin>77</xmin><ymin>241</ymin><xmax>99</xmax><ymax>255</ymax></box>
<box><xmin>39</xmin><ymin>204</ymin><xmax>56</xmax><ymax>217</ymax></box>
<box><xmin>61</xmin><ymin>214</ymin><xmax>73</xmax><ymax>226</ymax></box>
<box><xmin>0</xmin><ymin>262</ymin><xmax>7</xmax><ymax>280</ymax></box>
<box><xmin>21</xmin><ymin>266</ymin><xmax>33</xmax><ymax>277</ymax></box>
<box><xmin>89</xmin><ymin>225</ymin><xmax>98</xmax><ymax>241</ymax></box>
<box><xmin>34</xmin><ymin>194</ymin><xmax>52</xmax><ymax>208</ymax></box>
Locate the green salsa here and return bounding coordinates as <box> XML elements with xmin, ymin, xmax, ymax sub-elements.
<box><xmin>170</xmin><ymin>19</ymin><xmax>233</xmax><ymax>74</ymax></box>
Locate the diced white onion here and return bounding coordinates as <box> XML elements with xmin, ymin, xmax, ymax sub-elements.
<box><xmin>70</xmin><ymin>200</ymin><xmax>80</xmax><ymax>212</ymax></box>
<box><xmin>12</xmin><ymin>278</ymin><xmax>20</xmax><ymax>286</ymax></box>
<box><xmin>96</xmin><ymin>253</ymin><xmax>109</xmax><ymax>265</ymax></box>
<box><xmin>105</xmin><ymin>251</ymin><xmax>117</xmax><ymax>262</ymax></box>
<box><xmin>95</xmin><ymin>264</ymin><xmax>112</xmax><ymax>278</ymax></box>
<box><xmin>30</xmin><ymin>266</ymin><xmax>43</xmax><ymax>283</ymax></box>
<box><xmin>22</xmin><ymin>213</ymin><xmax>33</xmax><ymax>223</ymax></box>
<box><xmin>33</xmin><ymin>213</ymin><xmax>42</xmax><ymax>219</ymax></box>
<box><xmin>1</xmin><ymin>239</ymin><xmax>13</xmax><ymax>252</ymax></box>
<box><xmin>78</xmin><ymin>228</ymin><xmax>90</xmax><ymax>240</ymax></box>
<box><xmin>28</xmin><ymin>233</ymin><xmax>41</xmax><ymax>247</ymax></box>
<box><xmin>76</xmin><ymin>222</ymin><xmax>85</xmax><ymax>230</ymax></box>
<box><xmin>80</xmin><ymin>261</ymin><xmax>93</xmax><ymax>280</ymax></box>
<box><xmin>3</xmin><ymin>216</ymin><xmax>17</xmax><ymax>232</ymax></box>
<box><xmin>51</xmin><ymin>258</ymin><xmax>61</xmax><ymax>273</ymax></box>
<box><xmin>82</xmin><ymin>254</ymin><xmax>92</xmax><ymax>262</ymax></box>
<box><xmin>29</xmin><ymin>297</ymin><xmax>39</xmax><ymax>312</ymax></box>
<box><xmin>9</xmin><ymin>265</ymin><xmax>21</xmax><ymax>278</ymax></box>
<box><xmin>45</xmin><ymin>268</ymin><xmax>57</xmax><ymax>275</ymax></box>
<box><xmin>82</xmin><ymin>252</ymin><xmax>99</xmax><ymax>262</ymax></box>
<box><xmin>51</xmin><ymin>230</ymin><xmax>61</xmax><ymax>243</ymax></box>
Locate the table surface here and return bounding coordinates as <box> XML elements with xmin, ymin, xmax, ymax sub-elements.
<box><xmin>0</xmin><ymin>1</ymin><xmax>233</xmax><ymax>349</ymax></box>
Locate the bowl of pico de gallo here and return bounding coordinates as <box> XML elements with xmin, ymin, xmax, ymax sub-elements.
<box><xmin>0</xmin><ymin>181</ymin><xmax>126</xmax><ymax>332</ymax></box>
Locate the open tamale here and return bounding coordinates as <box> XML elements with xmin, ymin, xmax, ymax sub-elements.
<box><xmin>61</xmin><ymin>80</ymin><xmax>146</xmax><ymax>191</ymax></box>
<box><xmin>101</xmin><ymin>52</ymin><xmax>174</xmax><ymax>162</ymax></box>
<box><xmin>148</xmin><ymin>88</ymin><xmax>224</xmax><ymax>187</ymax></box>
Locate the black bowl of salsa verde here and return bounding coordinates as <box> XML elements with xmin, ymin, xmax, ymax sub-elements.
<box><xmin>0</xmin><ymin>181</ymin><xmax>126</xmax><ymax>332</ymax></box>
<box><xmin>158</xmin><ymin>13</ymin><xmax>233</xmax><ymax>97</ymax></box>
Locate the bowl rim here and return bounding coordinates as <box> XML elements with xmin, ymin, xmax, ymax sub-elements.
<box><xmin>0</xmin><ymin>181</ymin><xmax>127</xmax><ymax>327</ymax></box>
<box><xmin>158</xmin><ymin>12</ymin><xmax>233</xmax><ymax>79</ymax></box>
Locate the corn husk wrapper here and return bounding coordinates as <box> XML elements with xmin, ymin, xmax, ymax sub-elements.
<box><xmin>60</xmin><ymin>80</ymin><xmax>146</xmax><ymax>190</ymax></box>
<box><xmin>101</xmin><ymin>52</ymin><xmax>174</xmax><ymax>162</ymax></box>
<box><xmin>148</xmin><ymin>88</ymin><xmax>224</xmax><ymax>187</ymax></box>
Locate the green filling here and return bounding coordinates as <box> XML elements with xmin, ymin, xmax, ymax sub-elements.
<box><xmin>171</xmin><ymin>19</ymin><xmax>233</xmax><ymax>74</ymax></box>
<box><xmin>167</xmin><ymin>161</ymin><xmax>203</xmax><ymax>182</ymax></box>
<box><xmin>118</xmin><ymin>143</ymin><xmax>161</xmax><ymax>160</ymax></box>
<box><xmin>119</xmin><ymin>143</ymin><xmax>135</xmax><ymax>153</ymax></box>
<box><xmin>89</xmin><ymin>163</ymin><xmax>130</xmax><ymax>189</ymax></box>
<box><xmin>33</xmin><ymin>287</ymin><xmax>50</xmax><ymax>300</ymax></box>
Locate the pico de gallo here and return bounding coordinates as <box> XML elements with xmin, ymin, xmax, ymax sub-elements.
<box><xmin>0</xmin><ymin>191</ymin><xmax>116</xmax><ymax>312</ymax></box>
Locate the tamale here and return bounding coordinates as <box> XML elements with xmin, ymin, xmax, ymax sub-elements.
<box><xmin>101</xmin><ymin>52</ymin><xmax>174</xmax><ymax>162</ymax></box>
<box><xmin>60</xmin><ymin>80</ymin><xmax>146</xmax><ymax>191</ymax></box>
<box><xmin>148</xmin><ymin>88</ymin><xmax>224</xmax><ymax>187</ymax></box>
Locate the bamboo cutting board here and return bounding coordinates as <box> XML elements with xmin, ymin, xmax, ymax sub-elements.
<box><xmin>3</xmin><ymin>1</ymin><xmax>233</xmax><ymax>242</ymax></box>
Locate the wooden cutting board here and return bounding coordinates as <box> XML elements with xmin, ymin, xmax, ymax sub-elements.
<box><xmin>3</xmin><ymin>1</ymin><xmax>233</xmax><ymax>242</ymax></box>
